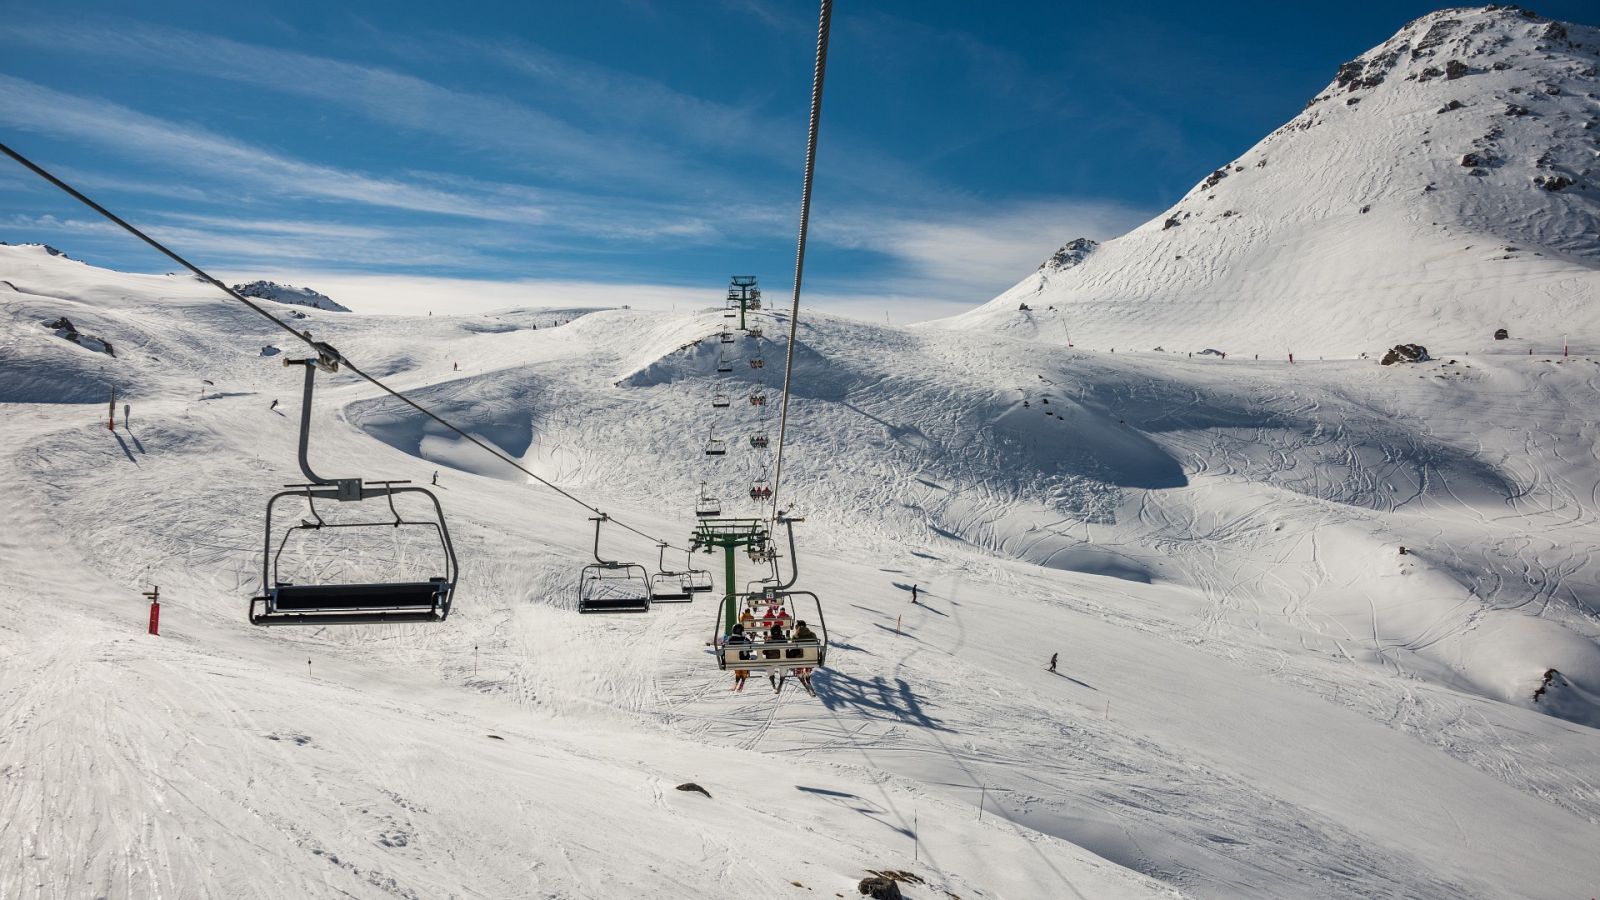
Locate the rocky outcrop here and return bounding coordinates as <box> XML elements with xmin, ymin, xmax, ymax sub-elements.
<box><xmin>1039</xmin><ymin>238</ymin><xmax>1100</xmax><ymax>272</ymax></box>
<box><xmin>1380</xmin><ymin>343</ymin><xmax>1431</xmax><ymax>365</ymax></box>
<box><xmin>41</xmin><ymin>316</ymin><xmax>115</xmax><ymax>357</ymax></box>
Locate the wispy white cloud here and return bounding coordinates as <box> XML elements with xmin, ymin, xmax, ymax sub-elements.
<box><xmin>820</xmin><ymin>198</ymin><xmax>1150</xmax><ymax>302</ymax></box>
<box><xmin>0</xmin><ymin>19</ymin><xmax>718</xmax><ymax>189</ymax></box>
<box><xmin>0</xmin><ymin>75</ymin><xmax>551</xmax><ymax>224</ymax></box>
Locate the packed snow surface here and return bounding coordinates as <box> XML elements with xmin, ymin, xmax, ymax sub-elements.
<box><xmin>4</xmin><ymin>229</ymin><xmax>1600</xmax><ymax>899</ymax></box>
<box><xmin>934</xmin><ymin>6</ymin><xmax>1600</xmax><ymax>357</ymax></box>
<box><xmin>5</xmin><ymin>7</ymin><xmax>1600</xmax><ymax>897</ymax></box>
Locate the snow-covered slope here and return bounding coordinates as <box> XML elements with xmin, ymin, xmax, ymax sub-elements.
<box><xmin>4</xmin><ymin>242</ymin><xmax>1600</xmax><ymax>898</ymax></box>
<box><xmin>933</xmin><ymin>6</ymin><xmax>1600</xmax><ymax>356</ymax></box>
<box><xmin>234</xmin><ymin>279</ymin><xmax>351</xmax><ymax>312</ymax></box>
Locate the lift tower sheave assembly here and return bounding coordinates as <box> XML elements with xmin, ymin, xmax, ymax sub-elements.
<box><xmin>727</xmin><ymin>275</ymin><xmax>761</xmax><ymax>332</ymax></box>
<box><xmin>691</xmin><ymin>518</ymin><xmax>771</xmax><ymax>635</ymax></box>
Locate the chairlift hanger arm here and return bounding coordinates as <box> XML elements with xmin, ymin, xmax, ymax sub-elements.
<box><xmin>591</xmin><ymin>514</ymin><xmax>613</xmax><ymax>565</ymax></box>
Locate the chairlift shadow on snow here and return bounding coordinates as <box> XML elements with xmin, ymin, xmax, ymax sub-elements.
<box><xmin>811</xmin><ymin>669</ymin><xmax>950</xmax><ymax>733</ymax></box>
<box><xmin>910</xmin><ymin>550</ymin><xmax>941</xmax><ymax>560</ymax></box>
<box><xmin>794</xmin><ymin>785</ymin><xmax>913</xmax><ymax>838</ymax></box>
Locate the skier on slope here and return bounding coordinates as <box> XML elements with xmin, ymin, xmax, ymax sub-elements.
<box><xmin>1049</xmin><ymin>652</ymin><xmax>1058</xmax><ymax>673</ymax></box>
<box><xmin>911</xmin><ymin>584</ymin><xmax>919</xmax><ymax>603</ymax></box>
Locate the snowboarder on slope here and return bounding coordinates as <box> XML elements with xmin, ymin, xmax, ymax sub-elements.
<box><xmin>1049</xmin><ymin>652</ymin><xmax>1058</xmax><ymax>673</ymax></box>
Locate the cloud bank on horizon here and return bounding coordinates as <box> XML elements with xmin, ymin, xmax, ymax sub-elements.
<box><xmin>2</xmin><ymin>1</ymin><xmax>1594</xmax><ymax>321</ymax></box>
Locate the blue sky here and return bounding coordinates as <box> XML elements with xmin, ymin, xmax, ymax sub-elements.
<box><xmin>2</xmin><ymin>1</ymin><xmax>1595</xmax><ymax>320</ymax></box>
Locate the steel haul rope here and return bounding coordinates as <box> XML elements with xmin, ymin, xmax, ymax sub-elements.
<box><xmin>0</xmin><ymin>140</ymin><xmax>687</xmax><ymax>554</ymax></box>
<box><xmin>768</xmin><ymin>0</ymin><xmax>833</xmax><ymax>526</ymax></box>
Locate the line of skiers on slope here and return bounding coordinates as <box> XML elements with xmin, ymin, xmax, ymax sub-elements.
<box><xmin>723</xmin><ymin>603</ymin><xmax>818</xmax><ymax>696</ymax></box>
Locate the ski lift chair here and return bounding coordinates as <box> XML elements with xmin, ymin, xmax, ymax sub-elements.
<box><xmin>714</xmin><ymin>516</ymin><xmax>824</xmax><ymax>671</ymax></box>
<box><xmin>578</xmin><ymin>516</ymin><xmax>652</xmax><ymax>613</ymax></box>
<box><xmin>251</xmin><ymin>358</ymin><xmax>457</xmax><ymax>626</ymax></box>
<box><xmin>750</xmin><ymin>357</ymin><xmax>764</xmax><ymax>369</ymax></box>
<box><xmin>648</xmin><ymin>542</ymin><xmax>693</xmax><ymax>603</ymax></box>
<box><xmin>705</xmin><ymin>435</ymin><xmax>727</xmax><ymax>456</ymax></box>
<box><xmin>720</xmin><ymin>329</ymin><xmax>734</xmax><ymax>344</ymax></box>
<box><xmin>750</xmin><ymin>432</ymin><xmax>769</xmax><ymax>449</ymax></box>
<box><xmin>695</xmin><ymin>483</ymin><xmax>722</xmax><ymax>518</ymax></box>
<box><xmin>749</xmin><ymin>393</ymin><xmax>767</xmax><ymax>406</ymax></box>
<box><xmin>712</xmin><ymin>393</ymin><xmax>731</xmax><ymax>408</ymax></box>
<box><xmin>717</xmin><ymin>357</ymin><xmax>734</xmax><ymax>373</ymax></box>
<box><xmin>685</xmin><ymin>565</ymin><xmax>714</xmax><ymax>594</ymax></box>
<box><xmin>717</xmin><ymin>590</ymin><xmax>827</xmax><ymax>672</ymax></box>
<box><xmin>748</xmin><ymin>325</ymin><xmax>764</xmax><ymax>339</ymax></box>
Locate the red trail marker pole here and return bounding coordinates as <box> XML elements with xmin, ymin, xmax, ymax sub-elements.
<box><xmin>143</xmin><ymin>586</ymin><xmax>160</xmax><ymax>636</ymax></box>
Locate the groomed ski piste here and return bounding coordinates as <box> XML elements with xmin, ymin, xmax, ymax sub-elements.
<box><xmin>3</xmin><ymin>237</ymin><xmax>1600</xmax><ymax>899</ymax></box>
<box><xmin>4</xmin><ymin>5</ymin><xmax>1600</xmax><ymax>897</ymax></box>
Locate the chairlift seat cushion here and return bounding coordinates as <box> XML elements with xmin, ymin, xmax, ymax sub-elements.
<box><xmin>272</xmin><ymin>580</ymin><xmax>447</xmax><ymax>612</ymax></box>
<box><xmin>578</xmin><ymin>596</ymin><xmax>652</xmax><ymax>612</ymax></box>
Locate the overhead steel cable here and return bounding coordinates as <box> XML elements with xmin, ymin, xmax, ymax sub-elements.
<box><xmin>0</xmin><ymin>140</ymin><xmax>688</xmax><ymax>554</ymax></box>
<box><xmin>768</xmin><ymin>0</ymin><xmax>833</xmax><ymax>526</ymax></box>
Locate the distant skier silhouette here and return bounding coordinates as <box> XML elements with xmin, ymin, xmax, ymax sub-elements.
<box><xmin>1048</xmin><ymin>652</ymin><xmax>1058</xmax><ymax>673</ymax></box>
<box><xmin>431</xmin><ymin>471</ymin><xmax>439</xmax><ymax>485</ymax></box>
<box><xmin>911</xmin><ymin>584</ymin><xmax>919</xmax><ymax>604</ymax></box>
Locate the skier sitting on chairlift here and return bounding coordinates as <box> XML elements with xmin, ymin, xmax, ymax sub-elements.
<box><xmin>788</xmin><ymin>620</ymin><xmax>818</xmax><ymax>696</ymax></box>
<box><xmin>725</xmin><ymin>624</ymin><xmax>753</xmax><ymax>692</ymax></box>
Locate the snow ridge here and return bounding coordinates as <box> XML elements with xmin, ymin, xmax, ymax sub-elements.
<box><xmin>933</xmin><ymin>5</ymin><xmax>1600</xmax><ymax>357</ymax></box>
<box><xmin>232</xmin><ymin>280</ymin><xmax>350</xmax><ymax>312</ymax></box>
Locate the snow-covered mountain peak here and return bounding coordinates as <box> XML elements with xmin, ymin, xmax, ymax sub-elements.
<box><xmin>1040</xmin><ymin>237</ymin><xmax>1099</xmax><ymax>272</ymax></box>
<box><xmin>932</xmin><ymin>5</ymin><xmax>1600</xmax><ymax>356</ymax></box>
<box><xmin>0</xmin><ymin>241</ymin><xmax>77</xmax><ymax>261</ymax></box>
<box><xmin>231</xmin><ymin>280</ymin><xmax>350</xmax><ymax>312</ymax></box>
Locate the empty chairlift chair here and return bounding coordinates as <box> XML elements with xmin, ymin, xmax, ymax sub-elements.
<box><xmin>705</xmin><ymin>430</ymin><xmax>728</xmax><ymax>457</ymax></box>
<box><xmin>720</xmin><ymin>327</ymin><xmax>735</xmax><ymax>344</ymax></box>
<box><xmin>685</xmin><ymin>558</ymin><xmax>714</xmax><ymax>594</ymax></box>
<box><xmin>648</xmin><ymin>542</ymin><xmax>693</xmax><ymax>603</ymax></box>
<box><xmin>251</xmin><ymin>357</ymin><xmax>458</xmax><ymax>626</ymax></box>
<box><xmin>578</xmin><ymin>515</ymin><xmax>652</xmax><ymax>613</ymax></box>
<box><xmin>717</xmin><ymin>355</ymin><xmax>733</xmax><ymax>373</ymax></box>
<box><xmin>695</xmin><ymin>483</ymin><xmax>722</xmax><ymax>518</ymax></box>
<box><xmin>712</xmin><ymin>392</ymin><xmax>731</xmax><ymax>409</ymax></box>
